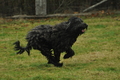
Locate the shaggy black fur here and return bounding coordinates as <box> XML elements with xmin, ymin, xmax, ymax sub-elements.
<box><xmin>13</xmin><ymin>17</ymin><xmax>88</xmax><ymax>67</ymax></box>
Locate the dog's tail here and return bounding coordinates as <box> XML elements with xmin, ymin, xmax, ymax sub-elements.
<box><xmin>13</xmin><ymin>41</ymin><xmax>32</xmax><ymax>56</ymax></box>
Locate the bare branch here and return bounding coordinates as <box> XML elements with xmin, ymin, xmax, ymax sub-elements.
<box><xmin>83</xmin><ymin>0</ymin><xmax>107</xmax><ymax>12</ymax></box>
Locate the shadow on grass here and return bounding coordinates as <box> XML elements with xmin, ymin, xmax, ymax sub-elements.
<box><xmin>30</xmin><ymin>62</ymin><xmax>55</xmax><ymax>68</ymax></box>
<box><xmin>29</xmin><ymin>61</ymin><xmax>93</xmax><ymax>70</ymax></box>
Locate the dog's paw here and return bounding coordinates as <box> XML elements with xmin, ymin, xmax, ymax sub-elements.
<box><xmin>54</xmin><ymin>63</ymin><xmax>63</xmax><ymax>67</ymax></box>
<box><xmin>47</xmin><ymin>60</ymin><xmax>63</xmax><ymax>67</ymax></box>
<box><xmin>47</xmin><ymin>61</ymin><xmax>52</xmax><ymax>64</ymax></box>
<box><xmin>63</xmin><ymin>53</ymin><xmax>74</xmax><ymax>59</ymax></box>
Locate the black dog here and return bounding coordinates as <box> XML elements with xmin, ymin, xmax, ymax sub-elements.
<box><xmin>13</xmin><ymin>17</ymin><xmax>88</xmax><ymax>67</ymax></box>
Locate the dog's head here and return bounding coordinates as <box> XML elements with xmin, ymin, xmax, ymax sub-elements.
<box><xmin>66</xmin><ymin>17</ymin><xmax>88</xmax><ymax>34</ymax></box>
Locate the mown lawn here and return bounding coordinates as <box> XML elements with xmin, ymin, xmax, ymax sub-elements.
<box><xmin>0</xmin><ymin>15</ymin><xmax>120</xmax><ymax>80</ymax></box>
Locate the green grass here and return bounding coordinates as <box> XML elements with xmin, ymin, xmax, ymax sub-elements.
<box><xmin>0</xmin><ymin>15</ymin><xmax>120</xmax><ymax>80</ymax></box>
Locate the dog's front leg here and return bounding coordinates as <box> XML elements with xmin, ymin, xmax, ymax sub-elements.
<box><xmin>64</xmin><ymin>47</ymin><xmax>75</xmax><ymax>59</ymax></box>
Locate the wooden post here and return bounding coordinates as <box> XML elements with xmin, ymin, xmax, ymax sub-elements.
<box><xmin>35</xmin><ymin>0</ymin><xmax>47</xmax><ymax>16</ymax></box>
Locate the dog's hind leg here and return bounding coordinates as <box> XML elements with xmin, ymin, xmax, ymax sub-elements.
<box><xmin>64</xmin><ymin>47</ymin><xmax>75</xmax><ymax>59</ymax></box>
<box><xmin>40</xmin><ymin>49</ymin><xmax>63</xmax><ymax>67</ymax></box>
<box><xmin>54</xmin><ymin>50</ymin><xmax>61</xmax><ymax>63</ymax></box>
<box><xmin>40</xmin><ymin>49</ymin><xmax>53</xmax><ymax>63</ymax></box>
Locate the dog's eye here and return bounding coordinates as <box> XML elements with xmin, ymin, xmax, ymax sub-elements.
<box><xmin>80</xmin><ymin>18</ymin><xmax>83</xmax><ymax>22</ymax></box>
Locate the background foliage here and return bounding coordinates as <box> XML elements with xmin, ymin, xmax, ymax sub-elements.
<box><xmin>0</xmin><ymin>0</ymin><xmax>120</xmax><ymax>17</ymax></box>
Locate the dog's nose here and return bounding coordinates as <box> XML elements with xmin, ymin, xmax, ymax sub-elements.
<box><xmin>84</xmin><ymin>24</ymin><xmax>88</xmax><ymax>29</ymax></box>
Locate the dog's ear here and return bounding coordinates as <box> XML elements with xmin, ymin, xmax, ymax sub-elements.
<box><xmin>65</xmin><ymin>21</ymin><xmax>71</xmax><ymax>31</ymax></box>
<box><xmin>65</xmin><ymin>16</ymin><xmax>79</xmax><ymax>31</ymax></box>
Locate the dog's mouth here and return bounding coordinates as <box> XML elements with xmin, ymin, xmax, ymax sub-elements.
<box><xmin>81</xmin><ymin>28</ymin><xmax>87</xmax><ymax>33</ymax></box>
<box><xmin>82</xmin><ymin>29</ymin><xmax>86</xmax><ymax>32</ymax></box>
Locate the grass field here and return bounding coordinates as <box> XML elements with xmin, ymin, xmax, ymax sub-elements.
<box><xmin>0</xmin><ymin>15</ymin><xmax>120</xmax><ymax>80</ymax></box>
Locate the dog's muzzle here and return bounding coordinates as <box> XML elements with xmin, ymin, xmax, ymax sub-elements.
<box><xmin>81</xmin><ymin>23</ymin><xmax>88</xmax><ymax>33</ymax></box>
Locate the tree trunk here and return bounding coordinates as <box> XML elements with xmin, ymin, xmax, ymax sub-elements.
<box><xmin>35</xmin><ymin>0</ymin><xmax>47</xmax><ymax>15</ymax></box>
